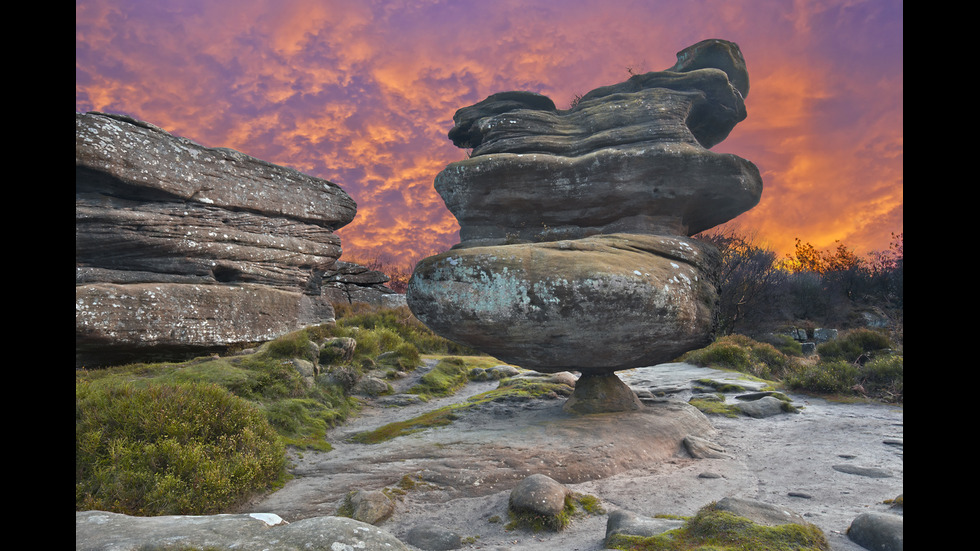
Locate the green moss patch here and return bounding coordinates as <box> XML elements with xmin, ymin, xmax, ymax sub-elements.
<box><xmin>606</xmin><ymin>503</ymin><xmax>829</xmax><ymax>550</ymax></box>
<box><xmin>475</xmin><ymin>376</ymin><xmax>574</xmax><ymax>402</ymax></box>
<box><xmin>409</xmin><ymin>357</ymin><xmax>472</xmax><ymax>399</ymax></box>
<box><xmin>688</xmin><ymin>398</ymin><xmax>743</xmax><ymax>418</ymax></box>
<box><xmin>75</xmin><ymin>305</ymin><xmax>494</xmax><ymax>519</ymax></box>
<box><xmin>347</xmin><ymin>406</ymin><xmax>460</xmax><ymax>444</ymax></box>
<box><xmin>348</xmin><ymin>368</ymin><xmax>574</xmax><ymax>444</ymax></box>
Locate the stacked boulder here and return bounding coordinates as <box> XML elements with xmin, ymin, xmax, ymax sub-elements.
<box><xmin>407</xmin><ymin>39</ymin><xmax>763</xmax><ymax>413</ymax></box>
<box><xmin>76</xmin><ymin>112</ymin><xmax>395</xmax><ymax>367</ymax></box>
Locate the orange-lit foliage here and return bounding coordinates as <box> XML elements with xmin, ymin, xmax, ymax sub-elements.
<box><xmin>783</xmin><ymin>238</ymin><xmax>862</xmax><ymax>275</ymax></box>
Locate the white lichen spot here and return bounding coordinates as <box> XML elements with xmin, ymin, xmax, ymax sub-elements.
<box><xmin>248</xmin><ymin>513</ymin><xmax>284</xmax><ymax>525</ymax></box>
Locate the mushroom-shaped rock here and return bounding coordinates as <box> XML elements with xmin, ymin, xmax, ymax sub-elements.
<box><xmin>407</xmin><ymin>39</ymin><xmax>761</xmax><ymax>414</ymax></box>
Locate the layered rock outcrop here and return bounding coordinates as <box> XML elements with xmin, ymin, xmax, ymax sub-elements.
<box><xmin>76</xmin><ymin>112</ymin><xmax>396</xmax><ymax>367</ymax></box>
<box><xmin>407</xmin><ymin>39</ymin><xmax>763</xmax><ymax>413</ymax></box>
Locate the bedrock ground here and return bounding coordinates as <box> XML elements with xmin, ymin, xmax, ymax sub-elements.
<box><xmin>237</xmin><ymin>361</ymin><xmax>902</xmax><ymax>551</ymax></box>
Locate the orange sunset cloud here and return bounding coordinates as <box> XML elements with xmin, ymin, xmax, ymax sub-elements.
<box><xmin>76</xmin><ymin>0</ymin><xmax>902</xmax><ymax>270</ymax></box>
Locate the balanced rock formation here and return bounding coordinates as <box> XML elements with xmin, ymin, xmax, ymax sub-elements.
<box><xmin>407</xmin><ymin>39</ymin><xmax>762</xmax><ymax>413</ymax></box>
<box><xmin>76</xmin><ymin>112</ymin><xmax>394</xmax><ymax>367</ymax></box>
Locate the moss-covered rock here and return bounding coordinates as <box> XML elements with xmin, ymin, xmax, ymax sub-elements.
<box><xmin>605</xmin><ymin>500</ymin><xmax>830</xmax><ymax>550</ymax></box>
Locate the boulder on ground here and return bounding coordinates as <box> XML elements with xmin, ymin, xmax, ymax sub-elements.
<box><xmin>404</xmin><ymin>524</ymin><xmax>463</xmax><ymax>550</ymax></box>
<box><xmin>340</xmin><ymin>489</ymin><xmax>396</xmax><ymax>525</ymax></box>
<box><xmin>847</xmin><ymin>511</ymin><xmax>903</xmax><ymax>551</ymax></box>
<box><xmin>507</xmin><ymin>473</ymin><xmax>575</xmax><ymax>531</ymax></box>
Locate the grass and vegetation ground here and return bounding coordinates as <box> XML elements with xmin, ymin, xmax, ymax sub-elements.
<box><xmin>76</xmin><ymin>303</ymin><xmax>902</xmax><ymax>520</ymax></box>
<box><xmin>681</xmin><ymin>328</ymin><xmax>902</xmax><ymax>404</ymax></box>
<box><xmin>350</xmin><ymin>362</ymin><xmax>573</xmax><ymax>444</ymax></box>
<box><xmin>75</xmin><ymin>304</ymin><xmax>476</xmax><ymax>516</ymax></box>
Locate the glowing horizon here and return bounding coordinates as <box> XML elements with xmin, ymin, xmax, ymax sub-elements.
<box><xmin>76</xmin><ymin>0</ymin><xmax>903</xmax><ymax>269</ymax></box>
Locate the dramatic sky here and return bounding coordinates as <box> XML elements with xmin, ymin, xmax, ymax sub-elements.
<box><xmin>76</xmin><ymin>0</ymin><xmax>903</xmax><ymax>269</ymax></box>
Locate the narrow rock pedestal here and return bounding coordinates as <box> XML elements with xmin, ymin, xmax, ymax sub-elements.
<box><xmin>562</xmin><ymin>373</ymin><xmax>643</xmax><ymax>415</ymax></box>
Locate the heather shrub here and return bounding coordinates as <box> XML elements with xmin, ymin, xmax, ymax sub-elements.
<box><xmin>75</xmin><ymin>381</ymin><xmax>285</xmax><ymax>516</ymax></box>
<box><xmin>784</xmin><ymin>353</ymin><xmax>902</xmax><ymax>403</ymax></box>
<box><xmin>816</xmin><ymin>328</ymin><xmax>893</xmax><ymax>362</ymax></box>
<box><xmin>682</xmin><ymin>331</ymin><xmax>902</xmax><ymax>403</ymax></box>
<box><xmin>860</xmin><ymin>354</ymin><xmax>903</xmax><ymax>399</ymax></box>
<box><xmin>682</xmin><ymin>334</ymin><xmax>800</xmax><ymax>380</ymax></box>
<box><xmin>785</xmin><ymin>360</ymin><xmax>860</xmax><ymax>395</ymax></box>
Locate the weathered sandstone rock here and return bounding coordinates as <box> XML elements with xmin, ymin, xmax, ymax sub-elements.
<box><xmin>76</xmin><ymin>112</ymin><xmax>394</xmax><ymax>366</ymax></box>
<box><xmin>76</xmin><ymin>112</ymin><xmax>356</xmax><ymax>226</ymax></box>
<box><xmin>404</xmin><ymin>525</ymin><xmax>463</xmax><ymax>551</ymax></box>
<box><xmin>407</xmin><ymin>39</ymin><xmax>761</xmax><ymax>412</ymax></box>
<box><xmin>437</xmin><ymin>39</ymin><xmax>759</xmax><ymax>249</ymax></box>
<box><xmin>437</xmin><ymin>142</ymin><xmax>762</xmax><ymax>247</ymax></box>
<box><xmin>409</xmin><ymin>233</ymin><xmax>719</xmax><ymax>373</ymax></box>
<box><xmin>342</xmin><ymin>489</ymin><xmax>396</xmax><ymax>525</ymax></box>
<box><xmin>76</xmin><ymin>282</ymin><xmax>333</xmax><ymax>366</ymax></box>
<box><xmin>322</xmin><ymin>260</ymin><xmax>406</xmax><ymax>307</ymax></box>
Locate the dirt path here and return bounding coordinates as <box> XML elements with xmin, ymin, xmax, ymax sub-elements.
<box><xmin>246</xmin><ymin>362</ymin><xmax>903</xmax><ymax>551</ymax></box>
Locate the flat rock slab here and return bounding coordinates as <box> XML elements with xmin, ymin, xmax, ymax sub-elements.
<box><xmin>245</xmin><ymin>398</ymin><xmax>715</xmax><ymax>520</ymax></box>
<box><xmin>75</xmin><ymin>510</ymin><xmax>409</xmax><ymax>551</ymax></box>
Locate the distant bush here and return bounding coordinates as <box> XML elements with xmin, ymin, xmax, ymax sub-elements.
<box><xmin>784</xmin><ymin>360</ymin><xmax>860</xmax><ymax>395</ymax></box>
<box><xmin>681</xmin><ymin>334</ymin><xmax>800</xmax><ymax>380</ymax></box>
<box><xmin>786</xmin><ymin>354</ymin><xmax>903</xmax><ymax>402</ymax></box>
<box><xmin>75</xmin><ymin>381</ymin><xmax>285</xmax><ymax>516</ymax></box>
<box><xmin>684</xmin><ymin>332</ymin><xmax>903</xmax><ymax>403</ymax></box>
<box><xmin>757</xmin><ymin>333</ymin><xmax>804</xmax><ymax>357</ymax></box>
<box><xmin>860</xmin><ymin>355</ymin><xmax>903</xmax><ymax>399</ymax></box>
<box><xmin>816</xmin><ymin>328</ymin><xmax>893</xmax><ymax>362</ymax></box>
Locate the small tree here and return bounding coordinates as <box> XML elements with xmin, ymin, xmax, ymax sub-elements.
<box><xmin>698</xmin><ymin>228</ymin><xmax>784</xmax><ymax>335</ymax></box>
<box><xmin>822</xmin><ymin>240</ymin><xmax>863</xmax><ymax>300</ymax></box>
<box><xmin>863</xmin><ymin>232</ymin><xmax>903</xmax><ymax>308</ymax></box>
